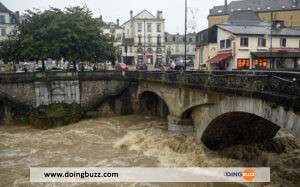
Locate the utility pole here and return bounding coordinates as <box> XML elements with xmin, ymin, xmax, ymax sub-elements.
<box><xmin>270</xmin><ymin>12</ymin><xmax>274</xmax><ymax>69</ymax></box>
<box><xmin>184</xmin><ymin>0</ymin><xmax>187</xmax><ymax>70</ymax></box>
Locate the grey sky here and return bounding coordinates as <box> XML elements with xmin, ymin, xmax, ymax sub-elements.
<box><xmin>1</xmin><ymin>0</ymin><xmax>228</xmax><ymax>34</ymax></box>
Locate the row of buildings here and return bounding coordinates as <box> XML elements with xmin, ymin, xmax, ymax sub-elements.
<box><xmin>101</xmin><ymin>10</ymin><xmax>196</xmax><ymax>66</ymax></box>
<box><xmin>0</xmin><ymin>2</ymin><xmax>197</xmax><ymax>67</ymax></box>
<box><xmin>194</xmin><ymin>0</ymin><xmax>300</xmax><ymax>71</ymax></box>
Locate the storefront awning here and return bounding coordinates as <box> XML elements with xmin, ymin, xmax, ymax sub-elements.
<box><xmin>251</xmin><ymin>52</ymin><xmax>300</xmax><ymax>59</ymax></box>
<box><xmin>208</xmin><ymin>53</ymin><xmax>232</xmax><ymax>64</ymax></box>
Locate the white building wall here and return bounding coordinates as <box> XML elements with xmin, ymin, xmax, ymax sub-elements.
<box><xmin>217</xmin><ymin>27</ymin><xmax>300</xmax><ymax>70</ymax></box>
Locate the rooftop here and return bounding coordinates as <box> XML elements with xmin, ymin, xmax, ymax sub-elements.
<box><xmin>0</xmin><ymin>2</ymin><xmax>12</xmax><ymax>13</ymax></box>
<box><xmin>218</xmin><ymin>10</ymin><xmax>300</xmax><ymax>36</ymax></box>
<box><xmin>209</xmin><ymin>0</ymin><xmax>300</xmax><ymax>16</ymax></box>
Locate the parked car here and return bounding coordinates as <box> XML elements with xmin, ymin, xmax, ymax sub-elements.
<box><xmin>115</xmin><ymin>63</ymin><xmax>128</xmax><ymax>71</ymax></box>
<box><xmin>175</xmin><ymin>60</ymin><xmax>185</xmax><ymax>71</ymax></box>
<box><xmin>50</xmin><ymin>67</ymin><xmax>64</xmax><ymax>72</ymax></box>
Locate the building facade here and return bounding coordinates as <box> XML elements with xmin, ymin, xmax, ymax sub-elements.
<box><xmin>206</xmin><ymin>11</ymin><xmax>300</xmax><ymax>71</ymax></box>
<box><xmin>208</xmin><ymin>0</ymin><xmax>300</xmax><ymax>28</ymax></box>
<box><xmin>0</xmin><ymin>2</ymin><xmax>19</xmax><ymax>41</ymax></box>
<box><xmin>165</xmin><ymin>33</ymin><xmax>196</xmax><ymax>66</ymax></box>
<box><xmin>194</xmin><ymin>26</ymin><xmax>218</xmax><ymax>70</ymax></box>
<box><xmin>121</xmin><ymin>10</ymin><xmax>165</xmax><ymax>66</ymax></box>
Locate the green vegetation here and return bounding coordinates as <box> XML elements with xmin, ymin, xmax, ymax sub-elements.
<box><xmin>0</xmin><ymin>6</ymin><xmax>116</xmax><ymax>70</ymax></box>
<box><xmin>29</xmin><ymin>103</ymin><xmax>84</xmax><ymax>129</ymax></box>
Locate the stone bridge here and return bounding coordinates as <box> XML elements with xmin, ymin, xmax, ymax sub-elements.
<box><xmin>0</xmin><ymin>71</ymin><xmax>299</xmax><ymax>150</ymax></box>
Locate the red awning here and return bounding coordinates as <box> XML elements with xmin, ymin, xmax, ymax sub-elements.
<box><xmin>208</xmin><ymin>53</ymin><xmax>232</xmax><ymax>64</ymax></box>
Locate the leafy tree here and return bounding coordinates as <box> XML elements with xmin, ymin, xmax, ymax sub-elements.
<box><xmin>0</xmin><ymin>36</ymin><xmax>22</xmax><ymax>71</ymax></box>
<box><xmin>13</xmin><ymin>6</ymin><xmax>116</xmax><ymax>71</ymax></box>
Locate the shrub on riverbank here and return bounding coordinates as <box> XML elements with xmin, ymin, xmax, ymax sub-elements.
<box><xmin>29</xmin><ymin>103</ymin><xmax>84</xmax><ymax>129</ymax></box>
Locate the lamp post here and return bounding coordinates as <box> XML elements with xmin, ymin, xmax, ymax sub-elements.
<box><xmin>184</xmin><ymin>0</ymin><xmax>187</xmax><ymax>70</ymax></box>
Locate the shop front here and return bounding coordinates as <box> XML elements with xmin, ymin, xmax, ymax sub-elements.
<box><xmin>251</xmin><ymin>52</ymin><xmax>300</xmax><ymax>70</ymax></box>
<box><xmin>208</xmin><ymin>52</ymin><xmax>232</xmax><ymax>70</ymax></box>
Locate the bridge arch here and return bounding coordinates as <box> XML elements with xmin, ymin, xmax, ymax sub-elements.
<box><xmin>185</xmin><ymin>96</ymin><xmax>300</xmax><ymax>150</ymax></box>
<box><xmin>138</xmin><ymin>91</ymin><xmax>170</xmax><ymax>118</ymax></box>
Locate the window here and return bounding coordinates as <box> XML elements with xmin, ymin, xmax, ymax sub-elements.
<box><xmin>258</xmin><ymin>37</ymin><xmax>266</xmax><ymax>47</ymax></box>
<box><xmin>280</xmin><ymin>38</ymin><xmax>287</xmax><ymax>47</ymax></box>
<box><xmin>129</xmin><ymin>47</ymin><xmax>132</xmax><ymax>53</ymax></box>
<box><xmin>138</xmin><ymin>35</ymin><xmax>142</xmax><ymax>44</ymax></box>
<box><xmin>220</xmin><ymin>39</ymin><xmax>231</xmax><ymax>49</ymax></box>
<box><xmin>220</xmin><ymin>40</ymin><xmax>225</xmax><ymax>49</ymax></box>
<box><xmin>0</xmin><ymin>28</ymin><xmax>6</xmax><ymax>37</ymax></box>
<box><xmin>240</xmin><ymin>37</ymin><xmax>249</xmax><ymax>47</ymax></box>
<box><xmin>157</xmin><ymin>35</ymin><xmax>161</xmax><ymax>45</ymax></box>
<box><xmin>148</xmin><ymin>35</ymin><xmax>152</xmax><ymax>44</ymax></box>
<box><xmin>225</xmin><ymin>39</ymin><xmax>231</xmax><ymax>48</ymax></box>
<box><xmin>255</xmin><ymin>59</ymin><xmax>267</xmax><ymax>69</ymax></box>
<box><xmin>189</xmin><ymin>38</ymin><xmax>193</xmax><ymax>43</ymax></box>
<box><xmin>147</xmin><ymin>23</ymin><xmax>152</xmax><ymax>32</ymax></box>
<box><xmin>0</xmin><ymin>15</ymin><xmax>5</xmax><ymax>23</ymax></box>
<box><xmin>157</xmin><ymin>23</ymin><xmax>161</xmax><ymax>32</ymax></box>
<box><xmin>237</xmin><ymin>58</ymin><xmax>250</xmax><ymax>69</ymax></box>
<box><xmin>138</xmin><ymin>23</ymin><xmax>142</xmax><ymax>32</ymax></box>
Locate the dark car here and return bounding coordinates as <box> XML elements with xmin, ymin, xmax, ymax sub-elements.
<box><xmin>50</xmin><ymin>67</ymin><xmax>64</xmax><ymax>72</ymax></box>
<box><xmin>175</xmin><ymin>61</ymin><xmax>185</xmax><ymax>71</ymax></box>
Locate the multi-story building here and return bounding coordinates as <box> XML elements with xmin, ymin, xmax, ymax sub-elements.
<box><xmin>194</xmin><ymin>26</ymin><xmax>218</xmax><ymax>70</ymax></box>
<box><xmin>165</xmin><ymin>33</ymin><xmax>196</xmax><ymax>65</ymax></box>
<box><xmin>196</xmin><ymin>10</ymin><xmax>300</xmax><ymax>71</ymax></box>
<box><xmin>101</xmin><ymin>18</ymin><xmax>124</xmax><ymax>63</ymax></box>
<box><xmin>0</xmin><ymin>2</ymin><xmax>19</xmax><ymax>41</ymax></box>
<box><xmin>121</xmin><ymin>10</ymin><xmax>165</xmax><ymax>66</ymax></box>
<box><xmin>208</xmin><ymin>0</ymin><xmax>300</xmax><ymax>28</ymax></box>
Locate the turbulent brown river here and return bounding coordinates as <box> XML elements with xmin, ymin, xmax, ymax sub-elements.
<box><xmin>0</xmin><ymin>115</ymin><xmax>299</xmax><ymax>187</ymax></box>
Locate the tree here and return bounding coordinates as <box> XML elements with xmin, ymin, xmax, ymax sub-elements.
<box><xmin>16</xmin><ymin>6</ymin><xmax>116</xmax><ymax>71</ymax></box>
<box><xmin>0</xmin><ymin>36</ymin><xmax>22</xmax><ymax>71</ymax></box>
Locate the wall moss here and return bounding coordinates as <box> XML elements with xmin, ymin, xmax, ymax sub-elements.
<box><xmin>29</xmin><ymin>103</ymin><xmax>84</xmax><ymax>129</ymax></box>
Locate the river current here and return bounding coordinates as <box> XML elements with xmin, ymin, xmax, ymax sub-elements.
<box><xmin>0</xmin><ymin>115</ymin><xmax>299</xmax><ymax>187</ymax></box>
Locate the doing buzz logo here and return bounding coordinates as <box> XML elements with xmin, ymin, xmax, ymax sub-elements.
<box><xmin>224</xmin><ymin>169</ymin><xmax>256</xmax><ymax>181</ymax></box>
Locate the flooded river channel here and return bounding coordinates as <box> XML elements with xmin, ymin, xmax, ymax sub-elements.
<box><xmin>0</xmin><ymin>115</ymin><xmax>299</xmax><ymax>187</ymax></box>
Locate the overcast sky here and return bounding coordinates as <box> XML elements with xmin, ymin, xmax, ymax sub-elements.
<box><xmin>2</xmin><ymin>0</ymin><xmax>229</xmax><ymax>34</ymax></box>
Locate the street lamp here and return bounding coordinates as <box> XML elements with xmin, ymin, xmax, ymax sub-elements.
<box><xmin>184</xmin><ymin>0</ymin><xmax>187</xmax><ymax>70</ymax></box>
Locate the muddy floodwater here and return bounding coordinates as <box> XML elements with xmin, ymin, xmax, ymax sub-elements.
<box><xmin>0</xmin><ymin>115</ymin><xmax>300</xmax><ymax>187</ymax></box>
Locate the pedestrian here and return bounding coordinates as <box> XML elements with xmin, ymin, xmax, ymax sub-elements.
<box><xmin>93</xmin><ymin>64</ymin><xmax>97</xmax><ymax>72</ymax></box>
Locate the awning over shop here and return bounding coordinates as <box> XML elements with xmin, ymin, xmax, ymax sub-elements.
<box><xmin>251</xmin><ymin>52</ymin><xmax>300</xmax><ymax>59</ymax></box>
<box><xmin>208</xmin><ymin>53</ymin><xmax>232</xmax><ymax>64</ymax></box>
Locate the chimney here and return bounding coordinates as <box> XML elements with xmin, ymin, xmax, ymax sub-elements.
<box><xmin>130</xmin><ymin>10</ymin><xmax>133</xmax><ymax>19</ymax></box>
<box><xmin>116</xmin><ymin>19</ymin><xmax>120</xmax><ymax>26</ymax></box>
<box><xmin>157</xmin><ymin>10</ymin><xmax>163</xmax><ymax>19</ymax></box>
<box><xmin>224</xmin><ymin>0</ymin><xmax>228</xmax><ymax>13</ymax></box>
